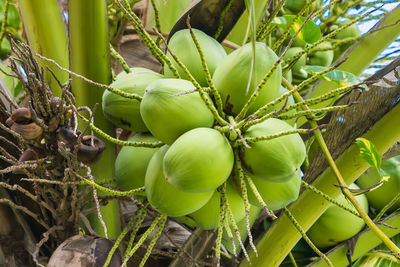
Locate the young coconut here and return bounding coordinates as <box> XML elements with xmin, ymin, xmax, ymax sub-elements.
<box><xmin>115</xmin><ymin>133</ymin><xmax>159</xmax><ymax>191</ymax></box>
<box><xmin>357</xmin><ymin>155</ymin><xmax>400</xmax><ymax>212</ymax></box>
<box><xmin>283</xmin><ymin>0</ymin><xmax>322</xmax><ymax>15</ymax></box>
<box><xmin>189</xmin><ymin>182</ymin><xmax>245</xmax><ymax>230</ymax></box>
<box><xmin>212</xmin><ymin>42</ymin><xmax>282</xmax><ymax>116</ymax></box>
<box><xmin>164</xmin><ymin>29</ymin><xmax>227</xmax><ymax>86</ymax></box>
<box><xmin>140</xmin><ymin>78</ymin><xmax>214</xmax><ymax>144</ymax></box>
<box><xmin>241</xmin><ymin>118</ymin><xmax>306</xmax><ymax>182</ymax></box>
<box><xmin>102</xmin><ymin>67</ymin><xmax>163</xmax><ymax>132</ymax></box>
<box><xmin>283</xmin><ymin>47</ymin><xmax>308</xmax><ymax>80</ymax></box>
<box><xmin>163</xmin><ymin>128</ymin><xmax>234</xmax><ymax>193</ymax></box>
<box><xmin>145</xmin><ymin>145</ymin><xmax>213</xmax><ymax>217</ymax></box>
<box><xmin>307</xmin><ymin>183</ymin><xmax>368</xmax><ymax>248</ymax></box>
<box><xmin>331</xmin><ymin>22</ymin><xmax>361</xmax><ymax>61</ymax></box>
<box><xmin>308</xmin><ymin>42</ymin><xmax>334</xmax><ymax>67</ymax></box>
<box><xmin>242</xmin><ymin>170</ymin><xmax>302</xmax><ymax>210</ymax></box>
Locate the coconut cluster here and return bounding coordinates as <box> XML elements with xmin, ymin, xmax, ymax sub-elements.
<box><xmin>103</xmin><ymin>29</ymin><xmax>307</xmax><ymax>229</ymax></box>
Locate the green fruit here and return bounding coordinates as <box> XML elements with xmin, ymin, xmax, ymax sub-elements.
<box><xmin>283</xmin><ymin>0</ymin><xmax>305</xmax><ymax>14</ymax></box>
<box><xmin>164</xmin><ymin>29</ymin><xmax>227</xmax><ymax>86</ymax></box>
<box><xmin>284</xmin><ymin>47</ymin><xmax>307</xmax><ymax>79</ymax></box>
<box><xmin>357</xmin><ymin>156</ymin><xmax>400</xmax><ymax>212</ymax></box>
<box><xmin>307</xmin><ymin>183</ymin><xmax>368</xmax><ymax>248</ymax></box>
<box><xmin>189</xmin><ymin>182</ymin><xmax>245</xmax><ymax>230</ymax></box>
<box><xmin>283</xmin><ymin>0</ymin><xmax>322</xmax><ymax>14</ymax></box>
<box><xmin>140</xmin><ymin>78</ymin><xmax>215</xmax><ymax>144</ymax></box>
<box><xmin>244</xmin><ymin>170</ymin><xmax>301</xmax><ymax>210</ymax></box>
<box><xmin>274</xmin><ymin>27</ymin><xmax>307</xmax><ymax>48</ymax></box>
<box><xmin>163</xmin><ymin>128</ymin><xmax>234</xmax><ymax>192</ymax></box>
<box><xmin>241</xmin><ymin>118</ymin><xmax>306</xmax><ymax>182</ymax></box>
<box><xmin>308</xmin><ymin>42</ymin><xmax>334</xmax><ymax>67</ymax></box>
<box><xmin>145</xmin><ymin>145</ymin><xmax>213</xmax><ymax>217</ymax></box>
<box><xmin>102</xmin><ymin>68</ymin><xmax>163</xmax><ymax>132</ymax></box>
<box><xmin>213</xmin><ymin>42</ymin><xmax>282</xmax><ymax>116</ymax></box>
<box><xmin>332</xmin><ymin>22</ymin><xmax>361</xmax><ymax>60</ymax></box>
<box><xmin>0</xmin><ymin>62</ymin><xmax>14</xmax><ymax>93</ymax></box>
<box><xmin>283</xmin><ymin>69</ymin><xmax>293</xmax><ymax>83</ymax></box>
<box><xmin>115</xmin><ymin>133</ymin><xmax>159</xmax><ymax>191</ymax></box>
<box><xmin>175</xmin><ymin>216</ymin><xmax>198</xmax><ymax>228</ymax></box>
<box><xmin>0</xmin><ymin>39</ymin><xmax>11</xmax><ymax>60</ymax></box>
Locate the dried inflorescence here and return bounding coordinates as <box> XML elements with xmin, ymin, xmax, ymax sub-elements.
<box><xmin>0</xmin><ymin>41</ymin><xmax>111</xmax><ymax>264</ymax></box>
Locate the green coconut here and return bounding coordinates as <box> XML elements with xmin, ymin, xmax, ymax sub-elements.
<box><xmin>357</xmin><ymin>156</ymin><xmax>400</xmax><ymax>212</ymax></box>
<box><xmin>189</xmin><ymin>182</ymin><xmax>245</xmax><ymax>230</ymax></box>
<box><xmin>163</xmin><ymin>128</ymin><xmax>234</xmax><ymax>193</ymax></box>
<box><xmin>283</xmin><ymin>0</ymin><xmax>322</xmax><ymax>15</ymax></box>
<box><xmin>284</xmin><ymin>47</ymin><xmax>307</xmax><ymax>79</ymax></box>
<box><xmin>283</xmin><ymin>69</ymin><xmax>293</xmax><ymax>83</ymax></box>
<box><xmin>0</xmin><ymin>62</ymin><xmax>14</xmax><ymax>94</ymax></box>
<box><xmin>140</xmin><ymin>78</ymin><xmax>215</xmax><ymax>144</ymax></box>
<box><xmin>145</xmin><ymin>145</ymin><xmax>213</xmax><ymax>217</ymax></box>
<box><xmin>241</xmin><ymin>118</ymin><xmax>306</xmax><ymax>182</ymax></box>
<box><xmin>174</xmin><ymin>216</ymin><xmax>198</xmax><ymax>228</ymax></box>
<box><xmin>102</xmin><ymin>68</ymin><xmax>163</xmax><ymax>132</ymax></box>
<box><xmin>244</xmin><ymin>170</ymin><xmax>301</xmax><ymax>210</ymax></box>
<box><xmin>115</xmin><ymin>133</ymin><xmax>159</xmax><ymax>191</ymax></box>
<box><xmin>307</xmin><ymin>183</ymin><xmax>368</xmax><ymax>248</ymax></box>
<box><xmin>164</xmin><ymin>29</ymin><xmax>227</xmax><ymax>86</ymax></box>
<box><xmin>212</xmin><ymin>42</ymin><xmax>282</xmax><ymax>116</ymax></box>
<box><xmin>332</xmin><ymin>22</ymin><xmax>361</xmax><ymax>61</ymax></box>
<box><xmin>308</xmin><ymin>42</ymin><xmax>334</xmax><ymax>67</ymax></box>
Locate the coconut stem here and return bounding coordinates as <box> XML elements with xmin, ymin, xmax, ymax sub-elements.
<box><xmin>124</xmin><ymin>208</ymin><xmax>147</xmax><ymax>260</ymax></box>
<box><xmin>139</xmin><ymin>215</ymin><xmax>167</xmax><ymax>267</ymax></box>
<box><xmin>36</xmin><ymin>54</ymin><xmax>142</xmax><ymax>100</ymax></box>
<box><xmin>223</xmin><ymin>220</ymin><xmax>237</xmax><ymax>257</ymax></box>
<box><xmin>233</xmin><ymin>156</ymin><xmax>259</xmax><ymax>256</ymax></box>
<box><xmin>282</xmin><ymin>207</ymin><xmax>334</xmax><ymax>267</ymax></box>
<box><xmin>238</xmin><ymin>128</ymin><xmax>316</xmax><ymax>146</ymax></box>
<box><xmin>243</xmin><ymin>173</ymin><xmax>276</xmax><ymax>219</ymax></box>
<box><xmin>122</xmin><ymin>213</ymin><xmax>162</xmax><ymax>266</ymax></box>
<box><xmin>301</xmin><ymin>180</ymin><xmax>361</xmax><ymax>218</ymax></box>
<box><xmin>374</xmin><ymin>193</ymin><xmax>400</xmax><ymax>221</ymax></box>
<box><xmin>276</xmin><ymin>105</ymin><xmax>349</xmax><ymax>121</ymax></box>
<box><xmin>223</xmin><ymin>185</ymin><xmax>250</xmax><ymax>263</ymax></box>
<box><xmin>109</xmin><ymin>45</ymin><xmax>131</xmax><ymax>74</ymax></box>
<box><xmin>281</xmin><ymin>82</ymin><xmax>364</xmax><ymax>114</ymax></box>
<box><xmin>71</xmin><ymin>108</ymin><xmax>163</xmax><ymax>148</ymax></box>
<box><xmin>103</xmin><ymin>208</ymin><xmax>144</xmax><ymax>267</ymax></box>
<box><xmin>216</xmin><ymin>185</ymin><xmax>227</xmax><ymax>267</ymax></box>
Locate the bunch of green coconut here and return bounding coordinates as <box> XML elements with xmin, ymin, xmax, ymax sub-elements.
<box><xmin>102</xmin><ymin>28</ymin><xmax>307</xmax><ymax>230</ymax></box>
<box><xmin>271</xmin><ymin>0</ymin><xmax>361</xmax><ymax>86</ymax></box>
